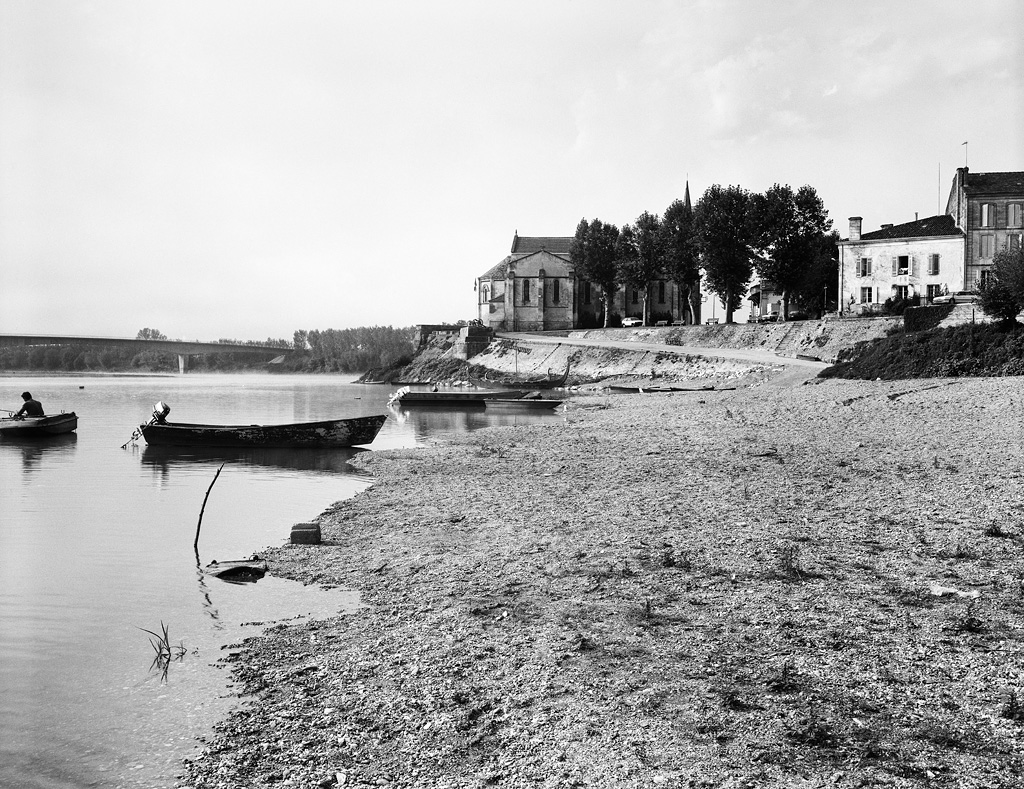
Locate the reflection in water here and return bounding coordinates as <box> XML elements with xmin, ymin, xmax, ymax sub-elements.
<box><xmin>141</xmin><ymin>444</ymin><xmax>372</xmax><ymax>478</ymax></box>
<box><xmin>389</xmin><ymin>402</ymin><xmax>564</xmax><ymax>442</ymax></box>
<box><xmin>193</xmin><ymin>548</ymin><xmax>221</xmax><ymax>626</ymax></box>
<box><xmin>1</xmin><ymin>432</ymin><xmax>78</xmax><ymax>475</ymax></box>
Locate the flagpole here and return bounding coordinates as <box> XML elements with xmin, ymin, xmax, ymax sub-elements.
<box><xmin>962</xmin><ymin>141</ymin><xmax>968</xmax><ymax>168</ymax></box>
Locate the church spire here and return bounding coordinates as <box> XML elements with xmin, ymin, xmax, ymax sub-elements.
<box><xmin>683</xmin><ymin>180</ymin><xmax>691</xmax><ymax>211</ymax></box>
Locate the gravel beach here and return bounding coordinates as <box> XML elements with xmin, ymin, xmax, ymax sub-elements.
<box><xmin>180</xmin><ymin>368</ymin><xmax>1024</xmax><ymax>789</ymax></box>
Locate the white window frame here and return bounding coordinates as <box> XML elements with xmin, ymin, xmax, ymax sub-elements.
<box><xmin>980</xmin><ymin>235</ymin><xmax>995</xmax><ymax>259</ymax></box>
<box><xmin>981</xmin><ymin>203</ymin><xmax>994</xmax><ymax>228</ymax></box>
<box><xmin>857</xmin><ymin>257</ymin><xmax>872</xmax><ymax>277</ymax></box>
<box><xmin>860</xmin><ymin>286</ymin><xmax>873</xmax><ymax>304</ymax></box>
<box><xmin>1008</xmin><ymin>203</ymin><xmax>1022</xmax><ymax>228</ymax></box>
<box><xmin>928</xmin><ymin>254</ymin><xmax>940</xmax><ymax>276</ymax></box>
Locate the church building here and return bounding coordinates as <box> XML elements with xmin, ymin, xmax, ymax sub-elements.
<box><xmin>475</xmin><ymin>233</ymin><xmax>686</xmax><ymax>331</ymax></box>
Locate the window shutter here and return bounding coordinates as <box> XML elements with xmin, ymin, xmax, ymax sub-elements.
<box><xmin>911</xmin><ymin>256</ymin><xmax>919</xmax><ymax>277</ymax></box>
<box><xmin>867</xmin><ymin>258</ymin><xmax>873</xmax><ymax>275</ymax></box>
<box><xmin>892</xmin><ymin>257</ymin><xmax>899</xmax><ymax>276</ymax></box>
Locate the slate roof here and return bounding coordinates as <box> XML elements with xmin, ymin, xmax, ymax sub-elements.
<box><xmin>511</xmin><ymin>235</ymin><xmax>573</xmax><ymax>255</ymax></box>
<box><xmin>859</xmin><ymin>214</ymin><xmax>963</xmax><ymax>241</ymax></box>
<box><xmin>963</xmin><ymin>171</ymin><xmax>1024</xmax><ymax>196</ymax></box>
<box><xmin>478</xmin><ymin>256</ymin><xmax>511</xmax><ymax>281</ymax></box>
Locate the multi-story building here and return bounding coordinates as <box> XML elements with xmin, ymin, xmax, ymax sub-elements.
<box><xmin>946</xmin><ymin>168</ymin><xmax>1024</xmax><ymax>289</ymax></box>
<box><xmin>839</xmin><ymin>168</ymin><xmax>1023</xmax><ymax>313</ymax></box>
<box><xmin>838</xmin><ymin>214</ymin><xmax>965</xmax><ymax>313</ymax></box>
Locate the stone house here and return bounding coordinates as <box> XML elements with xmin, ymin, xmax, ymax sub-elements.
<box><xmin>838</xmin><ymin>168</ymin><xmax>1024</xmax><ymax>313</ymax></box>
<box><xmin>838</xmin><ymin>214</ymin><xmax>965</xmax><ymax>313</ymax></box>
<box><xmin>946</xmin><ymin>168</ymin><xmax>1024</xmax><ymax>289</ymax></box>
<box><xmin>475</xmin><ymin>233</ymin><xmax>684</xmax><ymax>330</ymax></box>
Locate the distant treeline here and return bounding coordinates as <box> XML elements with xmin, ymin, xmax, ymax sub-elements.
<box><xmin>0</xmin><ymin>326</ymin><xmax>417</xmax><ymax>374</ymax></box>
<box><xmin>288</xmin><ymin>327</ymin><xmax>417</xmax><ymax>373</ymax></box>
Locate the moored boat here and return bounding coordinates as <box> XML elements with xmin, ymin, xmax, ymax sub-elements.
<box><xmin>140</xmin><ymin>410</ymin><xmax>387</xmax><ymax>448</ymax></box>
<box><xmin>389</xmin><ymin>388</ymin><xmax>530</xmax><ymax>407</ymax></box>
<box><xmin>483</xmin><ymin>398</ymin><xmax>563</xmax><ymax>411</ymax></box>
<box><xmin>0</xmin><ymin>412</ymin><xmax>78</xmax><ymax>438</ymax></box>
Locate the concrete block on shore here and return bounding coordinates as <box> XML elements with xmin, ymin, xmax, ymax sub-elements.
<box><xmin>291</xmin><ymin>522</ymin><xmax>321</xmax><ymax>545</ymax></box>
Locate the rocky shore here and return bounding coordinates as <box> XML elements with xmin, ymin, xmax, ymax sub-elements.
<box><xmin>180</xmin><ymin>368</ymin><xmax>1024</xmax><ymax>789</ymax></box>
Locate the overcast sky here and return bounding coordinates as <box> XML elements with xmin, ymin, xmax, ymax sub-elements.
<box><xmin>1</xmin><ymin>0</ymin><xmax>1021</xmax><ymax>340</ymax></box>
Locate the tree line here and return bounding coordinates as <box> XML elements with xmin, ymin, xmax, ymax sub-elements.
<box><xmin>0</xmin><ymin>326</ymin><xmax>416</xmax><ymax>373</ymax></box>
<box><xmin>571</xmin><ymin>183</ymin><xmax>839</xmax><ymax>326</ymax></box>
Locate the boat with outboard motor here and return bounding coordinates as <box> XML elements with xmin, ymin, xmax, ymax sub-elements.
<box><xmin>136</xmin><ymin>401</ymin><xmax>387</xmax><ymax>448</ymax></box>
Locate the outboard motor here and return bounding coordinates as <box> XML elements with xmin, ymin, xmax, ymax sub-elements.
<box><xmin>152</xmin><ymin>401</ymin><xmax>171</xmax><ymax>424</ymax></box>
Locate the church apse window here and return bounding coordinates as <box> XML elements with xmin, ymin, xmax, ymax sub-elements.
<box><xmin>552</xmin><ymin>280</ymin><xmax>560</xmax><ymax>304</ymax></box>
<box><xmin>522</xmin><ymin>279</ymin><xmax>531</xmax><ymax>304</ymax></box>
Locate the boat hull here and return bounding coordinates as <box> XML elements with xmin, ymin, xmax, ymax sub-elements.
<box><xmin>392</xmin><ymin>390</ymin><xmax>530</xmax><ymax>407</ymax></box>
<box><xmin>484</xmin><ymin>399</ymin><xmax>562</xmax><ymax>411</ymax></box>
<box><xmin>141</xmin><ymin>414</ymin><xmax>387</xmax><ymax>448</ymax></box>
<box><xmin>204</xmin><ymin>558</ymin><xmax>269</xmax><ymax>583</ymax></box>
<box><xmin>0</xmin><ymin>412</ymin><xmax>78</xmax><ymax>437</ymax></box>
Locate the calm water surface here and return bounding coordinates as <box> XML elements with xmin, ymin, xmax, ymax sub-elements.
<box><xmin>0</xmin><ymin>374</ymin><xmax>562</xmax><ymax>789</ymax></box>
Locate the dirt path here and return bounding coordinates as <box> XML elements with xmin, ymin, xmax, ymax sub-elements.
<box><xmin>180</xmin><ymin>370</ymin><xmax>1024</xmax><ymax>789</ymax></box>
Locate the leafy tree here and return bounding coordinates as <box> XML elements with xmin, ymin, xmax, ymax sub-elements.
<box><xmin>136</xmin><ymin>328</ymin><xmax>168</xmax><ymax>340</ymax></box>
<box><xmin>618</xmin><ymin>211</ymin><xmax>665</xmax><ymax>325</ymax></box>
<box><xmin>791</xmin><ymin>230</ymin><xmax>840</xmax><ymax>316</ymax></box>
<box><xmin>980</xmin><ymin>245</ymin><xmax>1024</xmax><ymax>324</ymax></box>
<box><xmin>662</xmin><ymin>196</ymin><xmax>700</xmax><ymax>324</ymax></box>
<box><xmin>693</xmin><ymin>185</ymin><xmax>757</xmax><ymax>324</ymax></box>
<box><xmin>751</xmin><ymin>184</ymin><xmax>833</xmax><ymax>320</ymax></box>
<box><xmin>570</xmin><ymin>218</ymin><xmax>621</xmax><ymax>328</ymax></box>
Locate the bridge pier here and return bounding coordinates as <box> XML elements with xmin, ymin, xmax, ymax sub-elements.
<box><xmin>177</xmin><ymin>354</ymin><xmax>189</xmax><ymax>374</ymax></box>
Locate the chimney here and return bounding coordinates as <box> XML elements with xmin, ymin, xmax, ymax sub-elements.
<box><xmin>915</xmin><ymin>212</ymin><xmax>919</xmax><ymax>221</ymax></box>
<box><xmin>849</xmin><ymin>217</ymin><xmax>862</xmax><ymax>241</ymax></box>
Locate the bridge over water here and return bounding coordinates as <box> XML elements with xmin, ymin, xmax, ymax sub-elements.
<box><xmin>0</xmin><ymin>334</ymin><xmax>288</xmax><ymax>373</ymax></box>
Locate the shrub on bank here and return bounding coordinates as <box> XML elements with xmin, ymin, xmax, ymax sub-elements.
<box><xmin>903</xmin><ymin>303</ymin><xmax>954</xmax><ymax>333</ymax></box>
<box><xmin>820</xmin><ymin>322</ymin><xmax>1024</xmax><ymax>380</ymax></box>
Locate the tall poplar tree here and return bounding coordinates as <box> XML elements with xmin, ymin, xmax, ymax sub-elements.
<box><xmin>570</xmin><ymin>217</ymin><xmax>621</xmax><ymax>328</ymax></box>
<box><xmin>752</xmin><ymin>184</ymin><xmax>833</xmax><ymax>320</ymax></box>
<box><xmin>693</xmin><ymin>185</ymin><xmax>756</xmax><ymax>324</ymax></box>
<box><xmin>618</xmin><ymin>211</ymin><xmax>665</xmax><ymax>325</ymax></box>
<box><xmin>662</xmin><ymin>189</ymin><xmax>700</xmax><ymax>324</ymax></box>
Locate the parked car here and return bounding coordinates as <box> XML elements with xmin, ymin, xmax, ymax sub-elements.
<box><xmin>621</xmin><ymin>317</ymin><xmax>643</xmax><ymax>327</ymax></box>
<box><xmin>934</xmin><ymin>290</ymin><xmax>980</xmax><ymax>305</ymax></box>
<box><xmin>787</xmin><ymin>310</ymin><xmax>810</xmax><ymax>321</ymax></box>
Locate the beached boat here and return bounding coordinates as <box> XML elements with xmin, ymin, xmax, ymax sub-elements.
<box><xmin>389</xmin><ymin>388</ymin><xmax>531</xmax><ymax>407</ymax></box>
<box><xmin>0</xmin><ymin>412</ymin><xmax>78</xmax><ymax>438</ymax></box>
<box><xmin>607</xmin><ymin>384</ymin><xmax>729</xmax><ymax>394</ymax></box>
<box><xmin>140</xmin><ymin>413</ymin><xmax>387</xmax><ymax>448</ymax></box>
<box><xmin>483</xmin><ymin>398</ymin><xmax>562</xmax><ymax>411</ymax></box>
<box><xmin>204</xmin><ymin>556</ymin><xmax>269</xmax><ymax>583</ymax></box>
<box><xmin>469</xmin><ymin>361</ymin><xmax>571</xmax><ymax>390</ymax></box>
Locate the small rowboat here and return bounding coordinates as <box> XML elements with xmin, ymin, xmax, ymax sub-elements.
<box><xmin>484</xmin><ymin>398</ymin><xmax>562</xmax><ymax>411</ymax></box>
<box><xmin>140</xmin><ymin>413</ymin><xmax>387</xmax><ymax>448</ymax></box>
<box><xmin>204</xmin><ymin>556</ymin><xmax>269</xmax><ymax>583</ymax></box>
<box><xmin>0</xmin><ymin>412</ymin><xmax>78</xmax><ymax>438</ymax></box>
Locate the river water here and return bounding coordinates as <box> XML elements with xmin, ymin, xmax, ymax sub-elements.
<box><xmin>0</xmin><ymin>373</ymin><xmax>562</xmax><ymax>789</ymax></box>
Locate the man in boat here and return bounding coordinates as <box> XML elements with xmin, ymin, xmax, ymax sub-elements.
<box><xmin>15</xmin><ymin>391</ymin><xmax>44</xmax><ymax>418</ymax></box>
